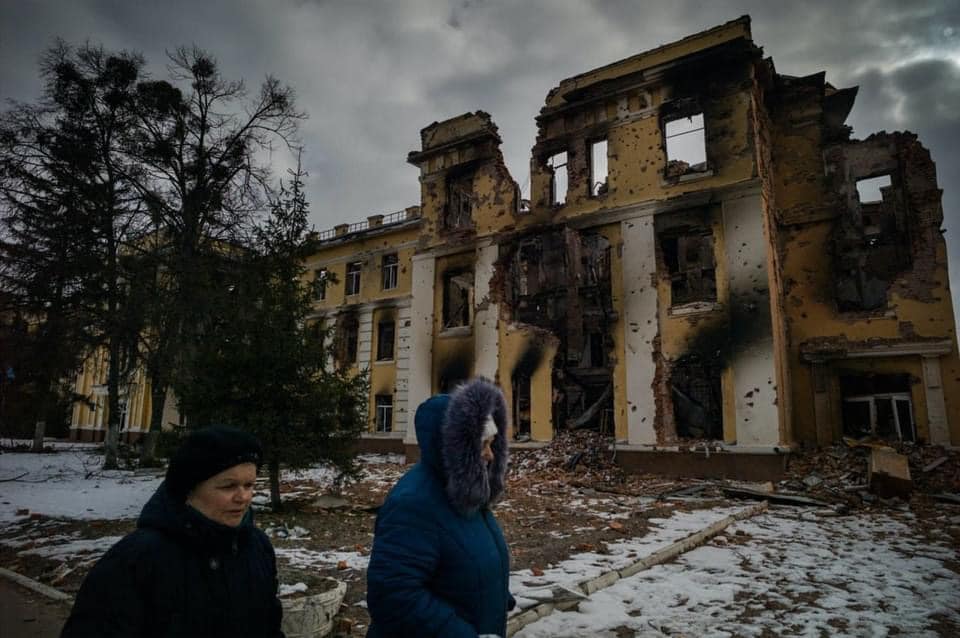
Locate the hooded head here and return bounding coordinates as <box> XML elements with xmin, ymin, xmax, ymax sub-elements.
<box><xmin>164</xmin><ymin>426</ymin><xmax>263</xmax><ymax>503</ymax></box>
<box><xmin>440</xmin><ymin>377</ymin><xmax>508</xmax><ymax>516</ymax></box>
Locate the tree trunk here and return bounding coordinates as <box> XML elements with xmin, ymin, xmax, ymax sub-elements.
<box><xmin>139</xmin><ymin>384</ymin><xmax>168</xmax><ymax>467</ymax></box>
<box><xmin>32</xmin><ymin>420</ymin><xmax>46</xmax><ymax>452</ymax></box>
<box><xmin>269</xmin><ymin>457</ymin><xmax>282</xmax><ymax>512</ymax></box>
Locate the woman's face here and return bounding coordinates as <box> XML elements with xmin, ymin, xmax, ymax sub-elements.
<box><xmin>481</xmin><ymin>438</ymin><xmax>494</xmax><ymax>465</ymax></box>
<box><xmin>186</xmin><ymin>462</ymin><xmax>257</xmax><ymax>527</ymax></box>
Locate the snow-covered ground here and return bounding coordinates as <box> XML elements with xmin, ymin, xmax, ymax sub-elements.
<box><xmin>516</xmin><ymin>508</ymin><xmax>960</xmax><ymax>638</ymax></box>
<box><xmin>0</xmin><ymin>441</ymin><xmax>404</xmax><ymax>523</ymax></box>
<box><xmin>2</xmin><ymin>441</ymin><xmax>958</xmax><ymax>636</ymax></box>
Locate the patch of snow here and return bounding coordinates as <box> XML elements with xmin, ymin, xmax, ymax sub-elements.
<box><xmin>0</xmin><ymin>448</ymin><xmax>161</xmax><ymax>522</ymax></box>
<box><xmin>278</xmin><ymin>582</ymin><xmax>308</xmax><ymax>597</ymax></box>
<box><xmin>515</xmin><ymin>509</ymin><xmax>960</xmax><ymax>637</ymax></box>
<box><xmin>275</xmin><ymin>548</ymin><xmax>369</xmax><ymax>572</ymax></box>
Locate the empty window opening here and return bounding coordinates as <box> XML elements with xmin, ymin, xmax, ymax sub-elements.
<box><xmin>512</xmin><ymin>374</ymin><xmax>532</xmax><ymax>441</ymax></box>
<box><xmin>664</xmin><ymin>113</ymin><xmax>706</xmax><ymax>175</ymax></box>
<box><xmin>442</xmin><ymin>270</ymin><xmax>473</xmax><ymax>329</ymax></box>
<box><xmin>375</xmin><ymin>395</ymin><xmax>393</xmax><ymax>433</ymax></box>
<box><xmin>335</xmin><ymin>313</ymin><xmax>359</xmax><ymax>367</ymax></box>
<box><xmin>445</xmin><ymin>171</ymin><xmax>475</xmax><ymax>230</ymax></box>
<box><xmin>376</xmin><ymin>320</ymin><xmax>395</xmax><ymax>361</ymax></box>
<box><xmin>661</xmin><ymin>232</ymin><xmax>717</xmax><ymax>305</ymax></box>
<box><xmin>345</xmin><ymin>262</ymin><xmax>361</xmax><ymax>296</ymax></box>
<box><xmin>548</xmin><ymin>152</ymin><xmax>568</xmax><ymax>205</ymax></box>
<box><xmin>671</xmin><ymin>356</ymin><xmax>723</xmax><ymax>439</ymax></box>
<box><xmin>590</xmin><ymin>139</ymin><xmax>608</xmax><ymax>197</ymax></box>
<box><xmin>840</xmin><ymin>374</ymin><xmax>915</xmax><ymax>441</ymax></box>
<box><xmin>515</xmin><ymin>239</ymin><xmax>543</xmax><ymax>298</ymax></box>
<box><xmin>856</xmin><ymin>174</ymin><xmax>892</xmax><ymax>204</ymax></box>
<box><xmin>583</xmin><ymin>330</ymin><xmax>607</xmax><ymax>368</ymax></box>
<box><xmin>381</xmin><ymin>253</ymin><xmax>398</xmax><ymax>290</ymax></box>
<box><xmin>312</xmin><ymin>268</ymin><xmax>328</xmax><ymax>300</ymax></box>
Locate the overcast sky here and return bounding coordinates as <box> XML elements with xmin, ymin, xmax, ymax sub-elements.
<box><xmin>2</xmin><ymin>0</ymin><xmax>959</xmax><ymax>297</ymax></box>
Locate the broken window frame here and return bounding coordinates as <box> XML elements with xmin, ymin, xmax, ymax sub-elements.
<box><xmin>381</xmin><ymin>253</ymin><xmax>399</xmax><ymax>291</ymax></box>
<box><xmin>660</xmin><ymin>231</ymin><xmax>717</xmax><ymax>307</ymax></box>
<box><xmin>375</xmin><ymin>395</ymin><xmax>393</xmax><ymax>433</ymax></box>
<box><xmin>547</xmin><ymin>151</ymin><xmax>568</xmax><ymax>206</ymax></box>
<box><xmin>662</xmin><ymin>108</ymin><xmax>708</xmax><ymax>178</ymax></box>
<box><xmin>442</xmin><ymin>269</ymin><xmax>473</xmax><ymax>330</ymax></box>
<box><xmin>842</xmin><ymin>393</ymin><xmax>915</xmax><ymax>442</ymax></box>
<box><xmin>345</xmin><ymin>261</ymin><xmax>361</xmax><ymax>296</ymax></box>
<box><xmin>376</xmin><ymin>319</ymin><xmax>395</xmax><ymax>361</ymax></box>
<box><xmin>589</xmin><ymin>138</ymin><xmax>609</xmax><ymax>197</ymax></box>
<box><xmin>312</xmin><ymin>268</ymin><xmax>328</xmax><ymax>301</ymax></box>
<box><xmin>444</xmin><ymin>170</ymin><xmax>476</xmax><ymax>231</ymax></box>
<box><xmin>335</xmin><ymin>313</ymin><xmax>359</xmax><ymax>367</ymax></box>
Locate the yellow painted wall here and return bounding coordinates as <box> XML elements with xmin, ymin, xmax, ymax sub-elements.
<box><xmin>368</xmin><ymin>306</ymin><xmax>399</xmax><ymax>432</ymax></box>
<box><xmin>304</xmin><ymin>225</ymin><xmax>420</xmax><ymax>311</ymax></box>
<box><xmin>431</xmin><ymin>251</ymin><xmax>476</xmax><ymax>393</ymax></box>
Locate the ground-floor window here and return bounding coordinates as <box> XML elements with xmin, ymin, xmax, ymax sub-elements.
<box><xmin>375</xmin><ymin>395</ymin><xmax>393</xmax><ymax>433</ymax></box>
<box><xmin>840</xmin><ymin>373</ymin><xmax>915</xmax><ymax>441</ymax></box>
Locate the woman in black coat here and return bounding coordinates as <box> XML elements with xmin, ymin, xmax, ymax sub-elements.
<box><xmin>61</xmin><ymin>426</ymin><xmax>283</xmax><ymax>638</ymax></box>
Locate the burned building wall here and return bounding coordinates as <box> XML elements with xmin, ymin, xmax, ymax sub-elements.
<box><xmin>773</xmin><ymin>73</ymin><xmax>960</xmax><ymax>446</ymax></box>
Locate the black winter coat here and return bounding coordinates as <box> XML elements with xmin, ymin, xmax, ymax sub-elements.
<box><xmin>61</xmin><ymin>482</ymin><xmax>283</xmax><ymax>638</ymax></box>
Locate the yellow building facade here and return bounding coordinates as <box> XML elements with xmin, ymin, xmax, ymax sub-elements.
<box><xmin>70</xmin><ymin>17</ymin><xmax>960</xmax><ymax>478</ymax></box>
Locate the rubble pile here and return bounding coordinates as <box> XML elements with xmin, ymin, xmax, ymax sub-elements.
<box><xmin>782</xmin><ymin>440</ymin><xmax>960</xmax><ymax>507</ymax></box>
<box><xmin>509</xmin><ymin>430</ymin><xmax>628</xmax><ymax>489</ymax></box>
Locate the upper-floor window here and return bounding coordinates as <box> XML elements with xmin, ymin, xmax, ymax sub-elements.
<box><xmin>381</xmin><ymin>253</ymin><xmax>399</xmax><ymax>291</ymax></box>
<box><xmin>664</xmin><ymin>112</ymin><xmax>707</xmax><ymax>178</ymax></box>
<box><xmin>345</xmin><ymin>262</ymin><xmax>361</xmax><ymax>296</ymax></box>
<box><xmin>547</xmin><ymin>151</ymin><xmax>568</xmax><ymax>205</ymax></box>
<box><xmin>445</xmin><ymin>171</ymin><xmax>475</xmax><ymax>230</ymax></box>
<box><xmin>312</xmin><ymin>268</ymin><xmax>328</xmax><ymax>301</ymax></box>
<box><xmin>661</xmin><ymin>231</ymin><xmax>716</xmax><ymax>306</ymax></box>
<box><xmin>376</xmin><ymin>319</ymin><xmax>395</xmax><ymax>361</ymax></box>
<box><xmin>589</xmin><ymin>139</ymin><xmax>608</xmax><ymax>197</ymax></box>
<box><xmin>442</xmin><ymin>269</ymin><xmax>473</xmax><ymax>329</ymax></box>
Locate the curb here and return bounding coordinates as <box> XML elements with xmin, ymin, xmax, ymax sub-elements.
<box><xmin>0</xmin><ymin>567</ymin><xmax>73</xmax><ymax>603</ymax></box>
<box><xmin>507</xmin><ymin>501</ymin><xmax>769</xmax><ymax>636</ymax></box>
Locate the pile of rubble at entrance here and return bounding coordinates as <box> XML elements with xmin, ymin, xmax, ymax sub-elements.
<box><xmin>781</xmin><ymin>439</ymin><xmax>960</xmax><ymax>507</ymax></box>
<box><xmin>507</xmin><ymin>430</ymin><xmax>960</xmax><ymax>510</ymax></box>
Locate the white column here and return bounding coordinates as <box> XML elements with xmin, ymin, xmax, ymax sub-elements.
<box><xmin>357</xmin><ymin>307</ymin><xmax>374</xmax><ymax>374</ymax></box>
<box><xmin>723</xmin><ymin>195</ymin><xmax>779</xmax><ymax>446</ymax></box>
<box><xmin>393</xmin><ymin>305</ymin><xmax>412</xmax><ymax>434</ymax></box>
<box><xmin>474</xmin><ymin>241</ymin><xmax>500</xmax><ymax>380</ymax></box>
<box><xmin>621</xmin><ymin>216</ymin><xmax>658</xmax><ymax>445</ymax></box>
<box><xmin>405</xmin><ymin>253</ymin><xmax>436</xmax><ymax>445</ymax></box>
<box><xmin>921</xmin><ymin>355</ymin><xmax>950</xmax><ymax>445</ymax></box>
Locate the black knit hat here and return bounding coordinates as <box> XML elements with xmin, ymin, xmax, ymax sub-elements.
<box><xmin>165</xmin><ymin>426</ymin><xmax>263</xmax><ymax>501</ymax></box>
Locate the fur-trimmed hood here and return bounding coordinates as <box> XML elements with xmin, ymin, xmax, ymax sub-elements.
<box><xmin>441</xmin><ymin>378</ymin><xmax>509</xmax><ymax>516</ymax></box>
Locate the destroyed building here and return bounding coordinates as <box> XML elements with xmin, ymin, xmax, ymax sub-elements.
<box><xmin>68</xmin><ymin>17</ymin><xmax>960</xmax><ymax>478</ymax></box>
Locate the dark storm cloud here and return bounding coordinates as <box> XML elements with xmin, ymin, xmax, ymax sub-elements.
<box><xmin>2</xmin><ymin>0</ymin><xmax>958</xmax><ymax>290</ymax></box>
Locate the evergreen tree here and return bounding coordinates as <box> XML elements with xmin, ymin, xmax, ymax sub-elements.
<box><xmin>177</xmin><ymin>162</ymin><xmax>366</xmax><ymax>510</ymax></box>
<box><xmin>0</xmin><ymin>42</ymin><xmax>147</xmax><ymax>462</ymax></box>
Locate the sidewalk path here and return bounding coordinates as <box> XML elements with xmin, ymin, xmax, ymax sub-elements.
<box><xmin>0</xmin><ymin>578</ymin><xmax>71</xmax><ymax>638</ymax></box>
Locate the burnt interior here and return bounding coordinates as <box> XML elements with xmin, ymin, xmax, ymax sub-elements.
<box><xmin>500</xmin><ymin>227</ymin><xmax>616</xmax><ymax>434</ymax></box>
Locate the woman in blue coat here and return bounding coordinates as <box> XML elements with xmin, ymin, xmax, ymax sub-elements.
<box><xmin>366</xmin><ymin>377</ymin><xmax>515</xmax><ymax>638</ymax></box>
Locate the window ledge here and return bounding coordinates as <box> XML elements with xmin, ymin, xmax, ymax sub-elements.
<box><xmin>668</xmin><ymin>301</ymin><xmax>722</xmax><ymax>317</ymax></box>
<box><xmin>439</xmin><ymin>326</ymin><xmax>472</xmax><ymax>338</ymax></box>
<box><xmin>374</xmin><ymin>359</ymin><xmax>395</xmax><ymax>366</ymax></box>
<box><xmin>661</xmin><ymin>168</ymin><xmax>715</xmax><ymax>186</ymax></box>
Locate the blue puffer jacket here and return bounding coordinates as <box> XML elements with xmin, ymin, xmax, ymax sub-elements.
<box><xmin>366</xmin><ymin>378</ymin><xmax>514</xmax><ymax>638</ymax></box>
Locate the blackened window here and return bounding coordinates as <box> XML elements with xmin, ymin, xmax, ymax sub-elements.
<box><xmin>376</xmin><ymin>320</ymin><xmax>395</xmax><ymax>361</ymax></box>
<box><xmin>445</xmin><ymin>172</ymin><xmax>475</xmax><ymax>230</ymax></box>
<box><xmin>547</xmin><ymin>151</ymin><xmax>568</xmax><ymax>205</ymax></box>
<box><xmin>661</xmin><ymin>232</ymin><xmax>717</xmax><ymax>305</ymax></box>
